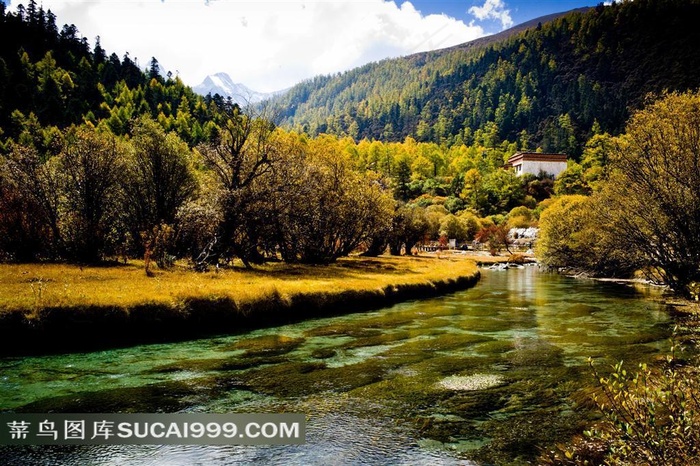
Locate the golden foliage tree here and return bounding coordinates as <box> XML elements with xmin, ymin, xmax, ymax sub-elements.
<box><xmin>274</xmin><ymin>134</ymin><xmax>394</xmax><ymax>264</ymax></box>
<box><xmin>602</xmin><ymin>91</ymin><xmax>700</xmax><ymax>293</ymax></box>
<box><xmin>537</xmin><ymin>194</ymin><xmax>640</xmax><ymax>277</ymax></box>
<box><xmin>57</xmin><ymin>127</ymin><xmax>124</xmax><ymax>262</ymax></box>
<box><xmin>197</xmin><ymin>105</ymin><xmax>280</xmax><ymax>267</ymax></box>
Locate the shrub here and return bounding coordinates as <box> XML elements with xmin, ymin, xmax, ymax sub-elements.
<box><xmin>508</xmin><ymin>215</ymin><xmax>533</xmax><ymax>229</ymax></box>
<box><xmin>541</xmin><ymin>348</ymin><xmax>700</xmax><ymax>466</ymax></box>
<box><xmin>600</xmin><ymin>91</ymin><xmax>700</xmax><ymax>295</ymax></box>
<box><xmin>536</xmin><ymin>195</ymin><xmax>589</xmax><ymax>267</ymax></box>
<box><xmin>508</xmin><ymin>205</ymin><xmax>533</xmax><ymax>221</ymax></box>
<box><xmin>487</xmin><ymin>214</ymin><xmax>505</xmax><ymax>226</ymax></box>
<box><xmin>475</xmin><ymin>224</ymin><xmax>512</xmax><ymax>255</ymax></box>
<box><xmin>414</xmin><ymin>194</ymin><xmax>435</xmax><ymax>208</ymax></box>
<box><xmin>536</xmin><ymin>195</ymin><xmax>640</xmax><ymax>277</ymax></box>
<box><xmin>507</xmin><ymin>253</ymin><xmax>527</xmax><ymax>264</ymax></box>
<box><xmin>457</xmin><ymin>210</ymin><xmax>482</xmax><ymax>241</ymax></box>
<box><xmin>439</xmin><ymin>214</ymin><xmax>469</xmax><ymax>242</ymax></box>
<box><xmin>533</xmin><ymin>198</ymin><xmax>554</xmax><ymax>220</ymax></box>
<box><xmin>444</xmin><ymin>195</ymin><xmax>465</xmax><ymax>214</ymax></box>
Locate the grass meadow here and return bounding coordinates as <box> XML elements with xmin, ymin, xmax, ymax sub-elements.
<box><xmin>0</xmin><ymin>255</ymin><xmax>479</xmax><ymax>317</ymax></box>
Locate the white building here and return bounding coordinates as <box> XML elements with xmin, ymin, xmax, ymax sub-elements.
<box><xmin>505</xmin><ymin>152</ymin><xmax>567</xmax><ymax>178</ymax></box>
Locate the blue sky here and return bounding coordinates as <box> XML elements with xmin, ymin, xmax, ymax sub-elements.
<box><xmin>412</xmin><ymin>1</ymin><xmax>594</xmax><ymax>29</ymax></box>
<box><xmin>5</xmin><ymin>0</ymin><xmax>595</xmax><ymax>92</ymax></box>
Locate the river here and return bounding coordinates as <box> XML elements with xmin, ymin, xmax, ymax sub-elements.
<box><xmin>0</xmin><ymin>267</ymin><xmax>672</xmax><ymax>465</ymax></box>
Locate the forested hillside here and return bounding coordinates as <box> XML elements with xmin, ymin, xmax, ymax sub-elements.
<box><xmin>0</xmin><ymin>0</ymin><xmax>231</xmax><ymax>152</ymax></box>
<box><xmin>0</xmin><ymin>2</ymin><xmax>395</xmax><ymax>266</ymax></box>
<box><xmin>273</xmin><ymin>0</ymin><xmax>700</xmax><ymax>157</ymax></box>
<box><xmin>2</xmin><ymin>0</ymin><xmax>700</xmax><ymax>276</ymax></box>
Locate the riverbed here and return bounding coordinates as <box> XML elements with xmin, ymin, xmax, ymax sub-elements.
<box><xmin>0</xmin><ymin>267</ymin><xmax>672</xmax><ymax>465</ymax></box>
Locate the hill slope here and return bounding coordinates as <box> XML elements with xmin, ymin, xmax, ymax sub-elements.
<box><xmin>272</xmin><ymin>0</ymin><xmax>700</xmax><ymax>157</ymax></box>
<box><xmin>0</xmin><ymin>1</ymin><xmax>229</xmax><ymax>150</ymax></box>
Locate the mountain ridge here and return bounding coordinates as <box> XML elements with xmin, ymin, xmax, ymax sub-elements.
<box><xmin>270</xmin><ymin>0</ymin><xmax>700</xmax><ymax>157</ymax></box>
<box><xmin>412</xmin><ymin>7</ymin><xmax>592</xmax><ymax>59</ymax></box>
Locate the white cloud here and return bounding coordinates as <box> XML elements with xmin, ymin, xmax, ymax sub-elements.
<box><xmin>468</xmin><ymin>0</ymin><xmax>513</xmax><ymax>30</ymax></box>
<box><xmin>8</xmin><ymin>0</ymin><xmax>487</xmax><ymax>92</ymax></box>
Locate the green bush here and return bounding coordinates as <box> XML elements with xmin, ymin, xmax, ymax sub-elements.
<box><xmin>536</xmin><ymin>195</ymin><xmax>640</xmax><ymax>277</ymax></box>
<box><xmin>444</xmin><ymin>195</ymin><xmax>464</xmax><ymax>214</ymax></box>
<box><xmin>508</xmin><ymin>205</ymin><xmax>533</xmax><ymax>220</ymax></box>
<box><xmin>457</xmin><ymin>211</ymin><xmax>482</xmax><ymax>241</ymax></box>
<box><xmin>507</xmin><ymin>205</ymin><xmax>534</xmax><ymax>229</ymax></box>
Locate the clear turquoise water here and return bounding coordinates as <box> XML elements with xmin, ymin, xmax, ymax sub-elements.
<box><xmin>0</xmin><ymin>267</ymin><xmax>672</xmax><ymax>465</ymax></box>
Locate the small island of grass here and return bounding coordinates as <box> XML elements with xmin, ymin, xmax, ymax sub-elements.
<box><xmin>0</xmin><ymin>256</ymin><xmax>479</xmax><ymax>355</ymax></box>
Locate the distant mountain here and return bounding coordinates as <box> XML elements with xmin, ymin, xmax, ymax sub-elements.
<box><xmin>193</xmin><ymin>73</ymin><xmax>286</xmax><ymax>106</ymax></box>
<box><xmin>270</xmin><ymin>0</ymin><xmax>700</xmax><ymax>156</ymax></box>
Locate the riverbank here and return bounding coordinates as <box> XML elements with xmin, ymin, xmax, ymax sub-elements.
<box><xmin>436</xmin><ymin>250</ymin><xmax>538</xmax><ymax>267</ymax></box>
<box><xmin>540</xmin><ymin>295</ymin><xmax>700</xmax><ymax>465</ymax></box>
<box><xmin>0</xmin><ymin>256</ymin><xmax>479</xmax><ymax>356</ymax></box>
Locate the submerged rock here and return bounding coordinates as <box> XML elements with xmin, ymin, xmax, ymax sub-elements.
<box><xmin>487</xmin><ymin>263</ymin><xmax>523</xmax><ymax>271</ymax></box>
<box><xmin>437</xmin><ymin>373</ymin><xmax>505</xmax><ymax>391</ymax></box>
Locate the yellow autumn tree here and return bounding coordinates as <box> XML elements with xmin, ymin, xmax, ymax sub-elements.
<box><xmin>601</xmin><ymin>91</ymin><xmax>700</xmax><ymax>294</ymax></box>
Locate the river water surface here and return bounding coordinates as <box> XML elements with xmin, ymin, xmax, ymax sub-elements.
<box><xmin>0</xmin><ymin>267</ymin><xmax>672</xmax><ymax>465</ymax></box>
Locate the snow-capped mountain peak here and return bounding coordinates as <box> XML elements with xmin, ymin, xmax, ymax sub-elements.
<box><xmin>193</xmin><ymin>73</ymin><xmax>284</xmax><ymax>105</ymax></box>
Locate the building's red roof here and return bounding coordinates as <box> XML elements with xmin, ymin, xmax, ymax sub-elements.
<box><xmin>506</xmin><ymin>152</ymin><xmax>567</xmax><ymax>166</ymax></box>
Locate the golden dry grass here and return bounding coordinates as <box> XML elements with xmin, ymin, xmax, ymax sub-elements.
<box><xmin>0</xmin><ymin>255</ymin><xmax>478</xmax><ymax>315</ymax></box>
